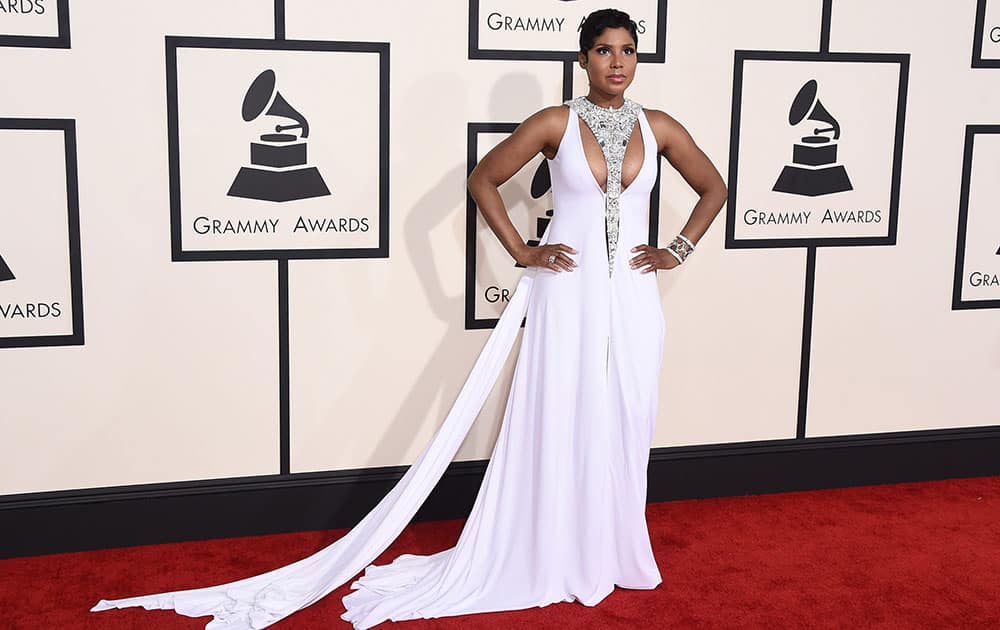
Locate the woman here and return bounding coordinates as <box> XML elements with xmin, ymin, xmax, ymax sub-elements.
<box><xmin>92</xmin><ymin>9</ymin><xmax>726</xmax><ymax>629</ymax></box>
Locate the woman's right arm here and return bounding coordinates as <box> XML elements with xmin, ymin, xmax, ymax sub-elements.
<box><xmin>467</xmin><ymin>106</ymin><xmax>577</xmax><ymax>273</ymax></box>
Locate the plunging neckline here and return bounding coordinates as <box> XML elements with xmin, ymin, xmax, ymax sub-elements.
<box><xmin>576</xmin><ymin>109</ymin><xmax>647</xmax><ymax>198</ymax></box>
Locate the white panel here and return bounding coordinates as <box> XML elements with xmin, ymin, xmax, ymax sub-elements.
<box><xmin>0</xmin><ymin>0</ymin><xmax>278</xmax><ymax>495</ymax></box>
<box><xmin>807</xmin><ymin>0</ymin><xmax>1000</xmax><ymax>435</ymax></box>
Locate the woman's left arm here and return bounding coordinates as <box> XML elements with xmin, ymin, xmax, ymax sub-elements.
<box><xmin>629</xmin><ymin>109</ymin><xmax>728</xmax><ymax>273</ymax></box>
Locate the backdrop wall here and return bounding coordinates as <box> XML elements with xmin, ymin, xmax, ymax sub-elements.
<box><xmin>1</xmin><ymin>1</ymin><xmax>998</xmax><ymax>552</ymax></box>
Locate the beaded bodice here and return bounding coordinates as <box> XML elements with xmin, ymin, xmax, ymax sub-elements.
<box><xmin>568</xmin><ymin>96</ymin><xmax>643</xmax><ymax>276</ymax></box>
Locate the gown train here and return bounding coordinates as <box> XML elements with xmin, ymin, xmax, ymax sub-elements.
<box><xmin>92</xmin><ymin>101</ymin><xmax>666</xmax><ymax>629</ymax></box>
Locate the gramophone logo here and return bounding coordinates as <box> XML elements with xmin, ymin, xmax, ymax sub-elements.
<box><xmin>228</xmin><ymin>69</ymin><xmax>330</xmax><ymax>203</ymax></box>
<box><xmin>515</xmin><ymin>161</ymin><xmax>554</xmax><ymax>268</ymax></box>
<box><xmin>772</xmin><ymin>79</ymin><xmax>853</xmax><ymax>197</ymax></box>
<box><xmin>0</xmin><ymin>252</ymin><xmax>13</xmax><ymax>282</ymax></box>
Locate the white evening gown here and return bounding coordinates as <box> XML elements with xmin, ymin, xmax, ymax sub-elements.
<box><xmin>92</xmin><ymin>102</ymin><xmax>665</xmax><ymax>629</ymax></box>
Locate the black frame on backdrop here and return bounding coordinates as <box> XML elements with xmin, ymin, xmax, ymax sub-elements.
<box><xmin>0</xmin><ymin>0</ymin><xmax>70</xmax><ymax>49</ymax></box>
<box><xmin>952</xmin><ymin>125</ymin><xmax>1000</xmax><ymax>310</ymax></box>
<box><xmin>467</xmin><ymin>0</ymin><xmax>667</xmax><ymax>63</ymax></box>
<box><xmin>0</xmin><ymin>118</ymin><xmax>84</xmax><ymax>349</ymax></box>
<box><xmin>726</xmin><ymin>50</ymin><xmax>909</xmax><ymax>251</ymax></box>
<box><xmin>165</xmin><ymin>36</ymin><xmax>391</xmax><ymax>262</ymax></box>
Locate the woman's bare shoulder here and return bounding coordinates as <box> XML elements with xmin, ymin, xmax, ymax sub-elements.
<box><xmin>642</xmin><ymin>107</ymin><xmax>686</xmax><ymax>133</ymax></box>
<box><xmin>518</xmin><ymin>105</ymin><xmax>570</xmax><ymax>135</ymax></box>
<box><xmin>642</xmin><ymin>107</ymin><xmax>693</xmax><ymax>151</ymax></box>
<box><xmin>511</xmin><ymin>105</ymin><xmax>570</xmax><ymax>156</ymax></box>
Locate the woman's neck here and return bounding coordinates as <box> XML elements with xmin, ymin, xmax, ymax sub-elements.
<box><xmin>584</xmin><ymin>90</ymin><xmax>626</xmax><ymax>110</ymax></box>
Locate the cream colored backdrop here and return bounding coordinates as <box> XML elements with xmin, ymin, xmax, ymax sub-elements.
<box><xmin>1</xmin><ymin>1</ymin><xmax>997</xmax><ymax>496</ymax></box>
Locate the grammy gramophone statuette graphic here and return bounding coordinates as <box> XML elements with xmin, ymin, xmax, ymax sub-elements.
<box><xmin>228</xmin><ymin>69</ymin><xmax>331</xmax><ymax>203</ymax></box>
<box><xmin>0</xmin><ymin>252</ymin><xmax>13</xmax><ymax>282</ymax></box>
<box><xmin>515</xmin><ymin>160</ymin><xmax>554</xmax><ymax>269</ymax></box>
<box><xmin>772</xmin><ymin>79</ymin><xmax>853</xmax><ymax>197</ymax></box>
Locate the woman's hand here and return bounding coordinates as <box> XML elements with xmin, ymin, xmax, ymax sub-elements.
<box><xmin>629</xmin><ymin>244</ymin><xmax>679</xmax><ymax>274</ymax></box>
<box><xmin>516</xmin><ymin>243</ymin><xmax>578</xmax><ymax>272</ymax></box>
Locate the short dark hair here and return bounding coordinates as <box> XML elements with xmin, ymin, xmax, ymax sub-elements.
<box><xmin>578</xmin><ymin>9</ymin><xmax>639</xmax><ymax>53</ymax></box>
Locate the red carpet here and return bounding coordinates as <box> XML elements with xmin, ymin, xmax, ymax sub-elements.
<box><xmin>1</xmin><ymin>476</ymin><xmax>997</xmax><ymax>629</ymax></box>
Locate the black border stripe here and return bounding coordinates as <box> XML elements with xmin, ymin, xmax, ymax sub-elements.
<box><xmin>648</xmin><ymin>159</ymin><xmax>662</xmax><ymax>248</ymax></box>
<box><xmin>2</xmin><ymin>426</ymin><xmax>998</xmax><ymax>558</ymax></box>
<box><xmin>725</xmin><ymin>50</ymin><xmax>744</xmax><ymax>250</ymax></box>
<box><xmin>379</xmin><ymin>41</ymin><xmax>391</xmax><ymax>256</ymax></box>
<box><xmin>562</xmin><ymin>60</ymin><xmax>574</xmax><ymax>102</ymax></box>
<box><xmin>166</xmin><ymin>39</ymin><xmax>182</xmax><ymax>262</ymax></box>
<box><xmin>796</xmin><ymin>247</ymin><xmax>817</xmax><ymax>439</ymax></box>
<box><xmin>952</xmin><ymin>126</ymin><xmax>975</xmax><ymax>309</ymax></box>
<box><xmin>887</xmin><ymin>53</ymin><xmax>910</xmax><ymax>246</ymax></box>
<box><xmin>467</xmin><ymin>0</ymin><xmax>479</xmax><ymax>61</ymax></box>
<box><xmin>278</xmin><ymin>259</ymin><xmax>291</xmax><ymax>474</ymax></box>
<box><xmin>274</xmin><ymin>0</ymin><xmax>286</xmax><ymax>40</ymax></box>
<box><xmin>64</xmin><ymin>120</ymin><xmax>85</xmax><ymax>345</ymax></box>
<box><xmin>819</xmin><ymin>0</ymin><xmax>832</xmax><ymax>53</ymax></box>
<box><xmin>59</xmin><ymin>0</ymin><xmax>70</xmax><ymax>47</ymax></box>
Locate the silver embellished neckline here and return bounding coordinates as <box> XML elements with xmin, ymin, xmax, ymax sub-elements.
<box><xmin>568</xmin><ymin>96</ymin><xmax>642</xmax><ymax>276</ymax></box>
<box><xmin>584</xmin><ymin>97</ymin><xmax>627</xmax><ymax>111</ymax></box>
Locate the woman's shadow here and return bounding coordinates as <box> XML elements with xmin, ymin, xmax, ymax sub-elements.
<box><xmin>307</xmin><ymin>73</ymin><xmax>549</xmax><ymax>551</ymax></box>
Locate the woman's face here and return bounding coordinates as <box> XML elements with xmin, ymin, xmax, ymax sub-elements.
<box><xmin>579</xmin><ymin>27</ymin><xmax>638</xmax><ymax>96</ymax></box>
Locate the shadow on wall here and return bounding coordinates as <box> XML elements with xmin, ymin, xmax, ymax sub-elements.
<box><xmin>307</xmin><ymin>73</ymin><xmax>546</xmax><ymax>542</ymax></box>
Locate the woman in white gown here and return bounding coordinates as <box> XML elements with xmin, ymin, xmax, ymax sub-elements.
<box><xmin>91</xmin><ymin>9</ymin><xmax>727</xmax><ymax>629</ymax></box>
